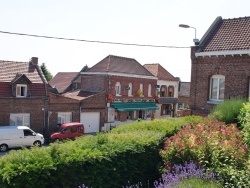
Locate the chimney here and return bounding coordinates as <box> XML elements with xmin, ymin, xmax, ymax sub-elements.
<box><xmin>30</xmin><ymin>57</ymin><xmax>38</xmax><ymax>65</ymax></box>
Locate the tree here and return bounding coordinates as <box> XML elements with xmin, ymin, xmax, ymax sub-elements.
<box><xmin>40</xmin><ymin>63</ymin><xmax>53</xmax><ymax>81</ymax></box>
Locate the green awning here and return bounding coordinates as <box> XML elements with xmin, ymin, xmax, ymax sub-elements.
<box><xmin>112</xmin><ymin>102</ymin><xmax>159</xmax><ymax>112</ymax></box>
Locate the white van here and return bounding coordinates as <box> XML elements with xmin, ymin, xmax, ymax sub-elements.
<box><xmin>0</xmin><ymin>126</ymin><xmax>44</xmax><ymax>152</ymax></box>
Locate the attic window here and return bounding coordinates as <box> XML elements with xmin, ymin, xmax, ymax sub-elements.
<box><xmin>16</xmin><ymin>84</ymin><xmax>27</xmax><ymax>97</ymax></box>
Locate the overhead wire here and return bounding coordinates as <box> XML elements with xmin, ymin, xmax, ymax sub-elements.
<box><xmin>0</xmin><ymin>30</ymin><xmax>190</xmax><ymax>49</ymax></box>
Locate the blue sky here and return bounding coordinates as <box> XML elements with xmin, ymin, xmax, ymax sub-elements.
<box><xmin>0</xmin><ymin>0</ymin><xmax>249</xmax><ymax>81</ymax></box>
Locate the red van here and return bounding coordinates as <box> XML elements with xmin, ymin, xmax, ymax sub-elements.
<box><xmin>50</xmin><ymin>122</ymin><xmax>84</xmax><ymax>142</ymax></box>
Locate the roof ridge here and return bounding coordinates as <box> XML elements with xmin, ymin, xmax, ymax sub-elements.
<box><xmin>0</xmin><ymin>60</ymin><xmax>28</xmax><ymax>63</ymax></box>
<box><xmin>223</xmin><ymin>16</ymin><xmax>250</xmax><ymax>20</ymax></box>
<box><xmin>109</xmin><ymin>54</ymin><xmax>136</xmax><ymax>61</ymax></box>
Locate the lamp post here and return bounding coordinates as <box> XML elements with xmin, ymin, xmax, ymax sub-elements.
<box><xmin>179</xmin><ymin>24</ymin><xmax>199</xmax><ymax>45</ymax></box>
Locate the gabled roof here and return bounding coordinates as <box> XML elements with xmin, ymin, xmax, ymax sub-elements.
<box><xmin>143</xmin><ymin>63</ymin><xmax>178</xmax><ymax>81</ymax></box>
<box><xmin>0</xmin><ymin>59</ymin><xmax>46</xmax><ymax>83</ymax></box>
<box><xmin>198</xmin><ymin>16</ymin><xmax>250</xmax><ymax>52</ymax></box>
<box><xmin>12</xmin><ymin>74</ymin><xmax>32</xmax><ymax>84</ymax></box>
<box><xmin>86</xmin><ymin>55</ymin><xmax>154</xmax><ymax>77</ymax></box>
<box><xmin>178</xmin><ymin>82</ymin><xmax>190</xmax><ymax>97</ymax></box>
<box><xmin>49</xmin><ymin>72</ymin><xmax>78</xmax><ymax>93</ymax></box>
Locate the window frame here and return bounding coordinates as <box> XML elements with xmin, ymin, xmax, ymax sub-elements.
<box><xmin>148</xmin><ymin>84</ymin><xmax>152</xmax><ymax>97</ymax></box>
<box><xmin>57</xmin><ymin>112</ymin><xmax>72</xmax><ymax>124</ymax></box>
<box><xmin>115</xmin><ymin>82</ymin><xmax>121</xmax><ymax>96</ymax></box>
<box><xmin>10</xmin><ymin>113</ymin><xmax>30</xmax><ymax>127</ymax></box>
<box><xmin>139</xmin><ymin>83</ymin><xmax>144</xmax><ymax>97</ymax></box>
<box><xmin>128</xmin><ymin>83</ymin><xmax>133</xmax><ymax>96</ymax></box>
<box><xmin>209</xmin><ymin>75</ymin><xmax>225</xmax><ymax>101</ymax></box>
<box><xmin>16</xmin><ymin>84</ymin><xmax>27</xmax><ymax>97</ymax></box>
<box><xmin>168</xmin><ymin>85</ymin><xmax>174</xmax><ymax>97</ymax></box>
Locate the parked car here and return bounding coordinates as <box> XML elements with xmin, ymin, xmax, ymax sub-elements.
<box><xmin>50</xmin><ymin>122</ymin><xmax>85</xmax><ymax>142</ymax></box>
<box><xmin>0</xmin><ymin>126</ymin><xmax>44</xmax><ymax>152</ymax></box>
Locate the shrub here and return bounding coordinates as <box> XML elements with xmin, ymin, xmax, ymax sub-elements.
<box><xmin>160</xmin><ymin>118</ymin><xmax>249</xmax><ymax>186</ymax></box>
<box><xmin>238</xmin><ymin>100</ymin><xmax>250</xmax><ymax>148</ymax></box>
<box><xmin>209</xmin><ymin>98</ymin><xmax>244</xmax><ymax>125</ymax></box>
<box><xmin>0</xmin><ymin>116</ymin><xmax>202</xmax><ymax>188</ymax></box>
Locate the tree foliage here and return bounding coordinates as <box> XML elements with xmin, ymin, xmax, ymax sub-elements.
<box><xmin>40</xmin><ymin>63</ymin><xmax>53</xmax><ymax>81</ymax></box>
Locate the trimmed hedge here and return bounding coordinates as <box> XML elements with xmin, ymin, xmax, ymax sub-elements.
<box><xmin>0</xmin><ymin>116</ymin><xmax>202</xmax><ymax>188</ymax></box>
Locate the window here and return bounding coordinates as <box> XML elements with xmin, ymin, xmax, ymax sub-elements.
<box><xmin>10</xmin><ymin>113</ymin><xmax>30</xmax><ymax>127</ymax></box>
<box><xmin>115</xmin><ymin>82</ymin><xmax>121</xmax><ymax>96</ymax></box>
<box><xmin>78</xmin><ymin>126</ymin><xmax>84</xmax><ymax>133</ymax></box>
<box><xmin>128</xmin><ymin>83</ymin><xmax>133</xmax><ymax>96</ymax></box>
<box><xmin>148</xmin><ymin>84</ymin><xmax>152</xmax><ymax>97</ymax></box>
<box><xmin>16</xmin><ymin>84</ymin><xmax>27</xmax><ymax>97</ymax></box>
<box><xmin>71</xmin><ymin>126</ymin><xmax>77</xmax><ymax>133</ymax></box>
<box><xmin>168</xmin><ymin>86</ymin><xmax>174</xmax><ymax>97</ymax></box>
<box><xmin>209</xmin><ymin>75</ymin><xmax>225</xmax><ymax>101</ymax></box>
<box><xmin>58</xmin><ymin>112</ymin><xmax>72</xmax><ymax>124</ymax></box>
<box><xmin>23</xmin><ymin>129</ymin><xmax>34</xmax><ymax>136</ymax></box>
<box><xmin>160</xmin><ymin>86</ymin><xmax>166</xmax><ymax>97</ymax></box>
<box><xmin>139</xmin><ymin>83</ymin><xmax>144</xmax><ymax>97</ymax></box>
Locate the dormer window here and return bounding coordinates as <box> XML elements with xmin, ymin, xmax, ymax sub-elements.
<box><xmin>16</xmin><ymin>84</ymin><xmax>27</xmax><ymax>97</ymax></box>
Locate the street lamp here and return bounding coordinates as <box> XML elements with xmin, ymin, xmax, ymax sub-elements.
<box><xmin>179</xmin><ymin>24</ymin><xmax>199</xmax><ymax>45</ymax></box>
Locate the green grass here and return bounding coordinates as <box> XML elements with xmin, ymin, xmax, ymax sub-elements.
<box><xmin>178</xmin><ymin>178</ymin><xmax>223</xmax><ymax>188</ymax></box>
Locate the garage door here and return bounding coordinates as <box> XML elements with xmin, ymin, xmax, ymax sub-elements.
<box><xmin>80</xmin><ymin>112</ymin><xmax>100</xmax><ymax>133</ymax></box>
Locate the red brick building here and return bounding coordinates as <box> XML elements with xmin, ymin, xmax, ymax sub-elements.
<box><xmin>0</xmin><ymin>57</ymin><xmax>48</xmax><ymax>134</ymax></box>
<box><xmin>190</xmin><ymin>16</ymin><xmax>250</xmax><ymax>116</ymax></box>
<box><xmin>48</xmin><ymin>55</ymin><xmax>159</xmax><ymax>132</ymax></box>
<box><xmin>80</xmin><ymin>55</ymin><xmax>159</xmax><ymax>130</ymax></box>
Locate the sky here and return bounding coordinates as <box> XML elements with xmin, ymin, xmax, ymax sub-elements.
<box><xmin>0</xmin><ymin>0</ymin><xmax>249</xmax><ymax>82</ymax></box>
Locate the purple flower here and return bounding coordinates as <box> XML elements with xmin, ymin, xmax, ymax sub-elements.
<box><xmin>154</xmin><ymin>162</ymin><xmax>217</xmax><ymax>188</ymax></box>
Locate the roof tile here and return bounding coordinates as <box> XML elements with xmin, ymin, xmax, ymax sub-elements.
<box><xmin>49</xmin><ymin>72</ymin><xmax>78</xmax><ymax>93</ymax></box>
<box><xmin>87</xmin><ymin>55</ymin><xmax>154</xmax><ymax>77</ymax></box>
<box><xmin>0</xmin><ymin>60</ymin><xmax>44</xmax><ymax>83</ymax></box>
<box><xmin>201</xmin><ymin>17</ymin><xmax>250</xmax><ymax>52</ymax></box>
<box><xmin>143</xmin><ymin>63</ymin><xmax>178</xmax><ymax>81</ymax></box>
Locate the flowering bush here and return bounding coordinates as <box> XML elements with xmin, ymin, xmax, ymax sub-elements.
<box><xmin>154</xmin><ymin>162</ymin><xmax>221</xmax><ymax>188</ymax></box>
<box><xmin>160</xmin><ymin>118</ymin><xmax>249</xmax><ymax>185</ymax></box>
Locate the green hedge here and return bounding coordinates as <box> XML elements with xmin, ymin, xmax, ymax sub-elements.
<box><xmin>0</xmin><ymin>116</ymin><xmax>202</xmax><ymax>188</ymax></box>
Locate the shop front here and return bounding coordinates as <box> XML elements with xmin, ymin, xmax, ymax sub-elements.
<box><xmin>111</xmin><ymin>100</ymin><xmax>159</xmax><ymax>121</ymax></box>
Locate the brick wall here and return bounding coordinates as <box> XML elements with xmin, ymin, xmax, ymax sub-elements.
<box><xmin>81</xmin><ymin>75</ymin><xmax>107</xmax><ymax>92</ymax></box>
<box><xmin>0</xmin><ymin>98</ymin><xmax>47</xmax><ymax>134</ymax></box>
<box><xmin>190</xmin><ymin>46</ymin><xmax>250</xmax><ymax>114</ymax></box>
<box><xmin>48</xmin><ymin>92</ymin><xmax>108</xmax><ymax>134</ymax></box>
<box><xmin>108</xmin><ymin>75</ymin><xmax>157</xmax><ymax>100</ymax></box>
